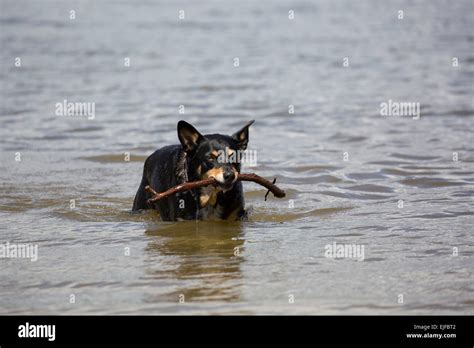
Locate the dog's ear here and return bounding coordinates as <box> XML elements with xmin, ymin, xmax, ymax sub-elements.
<box><xmin>177</xmin><ymin>121</ymin><xmax>204</xmax><ymax>152</ymax></box>
<box><xmin>232</xmin><ymin>120</ymin><xmax>255</xmax><ymax>150</ymax></box>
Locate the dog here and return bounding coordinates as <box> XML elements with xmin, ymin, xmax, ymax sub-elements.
<box><xmin>132</xmin><ymin>120</ymin><xmax>255</xmax><ymax>221</ymax></box>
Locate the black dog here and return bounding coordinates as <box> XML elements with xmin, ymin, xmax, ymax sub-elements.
<box><xmin>132</xmin><ymin>120</ymin><xmax>254</xmax><ymax>221</ymax></box>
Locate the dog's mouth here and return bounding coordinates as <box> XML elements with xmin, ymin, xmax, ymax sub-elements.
<box><xmin>218</xmin><ymin>182</ymin><xmax>234</xmax><ymax>191</ymax></box>
<box><xmin>204</xmin><ymin>168</ymin><xmax>238</xmax><ymax>192</ymax></box>
<box><xmin>209</xmin><ymin>177</ymin><xmax>235</xmax><ymax>192</ymax></box>
<box><xmin>212</xmin><ymin>175</ymin><xmax>237</xmax><ymax>192</ymax></box>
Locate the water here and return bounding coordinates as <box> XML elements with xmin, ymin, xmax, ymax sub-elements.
<box><xmin>0</xmin><ymin>0</ymin><xmax>473</xmax><ymax>314</ymax></box>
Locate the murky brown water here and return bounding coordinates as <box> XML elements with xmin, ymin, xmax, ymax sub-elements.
<box><xmin>0</xmin><ymin>0</ymin><xmax>473</xmax><ymax>314</ymax></box>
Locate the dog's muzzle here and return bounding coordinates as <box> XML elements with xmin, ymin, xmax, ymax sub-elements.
<box><xmin>214</xmin><ymin>168</ymin><xmax>237</xmax><ymax>191</ymax></box>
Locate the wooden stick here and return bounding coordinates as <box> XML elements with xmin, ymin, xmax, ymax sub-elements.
<box><xmin>238</xmin><ymin>173</ymin><xmax>285</xmax><ymax>198</ymax></box>
<box><xmin>145</xmin><ymin>173</ymin><xmax>285</xmax><ymax>204</ymax></box>
<box><xmin>264</xmin><ymin>178</ymin><xmax>277</xmax><ymax>201</ymax></box>
<box><xmin>145</xmin><ymin>178</ymin><xmax>216</xmax><ymax>203</ymax></box>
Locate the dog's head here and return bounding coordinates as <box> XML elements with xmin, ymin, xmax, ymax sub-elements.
<box><xmin>177</xmin><ymin>120</ymin><xmax>254</xmax><ymax>193</ymax></box>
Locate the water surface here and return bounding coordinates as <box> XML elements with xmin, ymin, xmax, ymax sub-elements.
<box><xmin>0</xmin><ymin>0</ymin><xmax>473</xmax><ymax>314</ymax></box>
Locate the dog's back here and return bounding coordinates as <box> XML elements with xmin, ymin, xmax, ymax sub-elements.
<box><xmin>132</xmin><ymin>145</ymin><xmax>198</xmax><ymax>220</ymax></box>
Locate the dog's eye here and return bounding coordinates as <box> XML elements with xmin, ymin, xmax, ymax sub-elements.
<box><xmin>207</xmin><ymin>154</ymin><xmax>217</xmax><ymax>161</ymax></box>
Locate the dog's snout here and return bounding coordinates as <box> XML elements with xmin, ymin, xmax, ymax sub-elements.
<box><xmin>223</xmin><ymin>170</ymin><xmax>235</xmax><ymax>182</ymax></box>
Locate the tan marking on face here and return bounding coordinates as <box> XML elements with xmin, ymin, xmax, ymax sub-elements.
<box><xmin>227</xmin><ymin>148</ymin><xmax>235</xmax><ymax>157</ymax></box>
<box><xmin>211</xmin><ymin>150</ymin><xmax>219</xmax><ymax>158</ymax></box>
<box><xmin>203</xmin><ymin>167</ymin><xmax>225</xmax><ymax>183</ymax></box>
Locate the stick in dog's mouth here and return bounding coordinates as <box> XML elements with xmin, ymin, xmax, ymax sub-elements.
<box><xmin>145</xmin><ymin>173</ymin><xmax>285</xmax><ymax>204</ymax></box>
<box><xmin>214</xmin><ymin>178</ymin><xmax>236</xmax><ymax>192</ymax></box>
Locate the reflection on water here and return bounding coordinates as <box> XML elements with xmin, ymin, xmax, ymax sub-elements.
<box><xmin>144</xmin><ymin>222</ymin><xmax>245</xmax><ymax>303</ymax></box>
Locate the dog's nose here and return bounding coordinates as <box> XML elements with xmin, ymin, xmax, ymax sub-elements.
<box><xmin>223</xmin><ymin>171</ymin><xmax>235</xmax><ymax>182</ymax></box>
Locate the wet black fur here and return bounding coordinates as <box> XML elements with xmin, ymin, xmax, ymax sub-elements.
<box><xmin>132</xmin><ymin>120</ymin><xmax>254</xmax><ymax>221</ymax></box>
